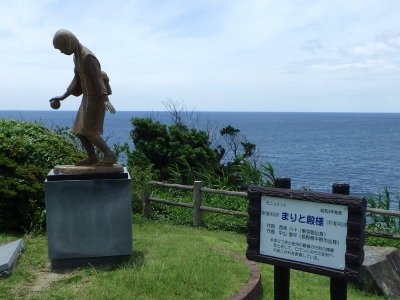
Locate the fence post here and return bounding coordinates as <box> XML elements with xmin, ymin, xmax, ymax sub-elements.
<box><xmin>193</xmin><ymin>181</ymin><xmax>202</xmax><ymax>227</ymax></box>
<box><xmin>274</xmin><ymin>177</ymin><xmax>291</xmax><ymax>300</ymax></box>
<box><xmin>142</xmin><ymin>190</ymin><xmax>151</xmax><ymax>219</ymax></box>
<box><xmin>330</xmin><ymin>182</ymin><xmax>350</xmax><ymax>300</ymax></box>
<box><xmin>275</xmin><ymin>177</ymin><xmax>291</xmax><ymax>189</ymax></box>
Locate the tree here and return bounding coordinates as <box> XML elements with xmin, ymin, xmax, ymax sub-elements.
<box><xmin>220</xmin><ymin>125</ymin><xmax>241</xmax><ymax>159</ymax></box>
<box><xmin>218</xmin><ymin>125</ymin><xmax>259</xmax><ymax>165</ymax></box>
<box><xmin>128</xmin><ymin>117</ymin><xmax>219</xmax><ymax>184</ymax></box>
<box><xmin>126</xmin><ymin>101</ymin><xmax>274</xmax><ymax>190</ymax></box>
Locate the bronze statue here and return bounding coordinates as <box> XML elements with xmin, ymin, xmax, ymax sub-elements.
<box><xmin>50</xmin><ymin>29</ymin><xmax>117</xmax><ymax>166</ymax></box>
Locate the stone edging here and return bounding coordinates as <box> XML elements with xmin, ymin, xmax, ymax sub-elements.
<box><xmin>0</xmin><ymin>239</ymin><xmax>25</xmax><ymax>278</ymax></box>
<box><xmin>211</xmin><ymin>247</ymin><xmax>262</xmax><ymax>300</ymax></box>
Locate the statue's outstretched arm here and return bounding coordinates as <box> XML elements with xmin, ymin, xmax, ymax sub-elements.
<box><xmin>49</xmin><ymin>90</ymin><xmax>71</xmax><ymax>102</ymax></box>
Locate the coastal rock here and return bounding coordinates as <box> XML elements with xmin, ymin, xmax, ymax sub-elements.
<box><xmin>356</xmin><ymin>246</ymin><xmax>400</xmax><ymax>298</ymax></box>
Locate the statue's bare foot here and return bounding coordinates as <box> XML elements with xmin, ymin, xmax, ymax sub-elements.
<box><xmin>75</xmin><ymin>157</ymin><xmax>99</xmax><ymax>166</ymax></box>
<box><xmin>95</xmin><ymin>153</ymin><xmax>117</xmax><ymax>167</ymax></box>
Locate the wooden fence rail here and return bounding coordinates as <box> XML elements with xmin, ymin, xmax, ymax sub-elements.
<box><xmin>142</xmin><ymin>180</ymin><xmax>400</xmax><ymax>240</ymax></box>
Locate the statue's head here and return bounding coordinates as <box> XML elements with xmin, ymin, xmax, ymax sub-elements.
<box><xmin>53</xmin><ymin>29</ymin><xmax>79</xmax><ymax>55</ymax></box>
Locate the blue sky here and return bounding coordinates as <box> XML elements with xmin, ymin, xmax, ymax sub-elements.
<box><xmin>1</xmin><ymin>0</ymin><xmax>400</xmax><ymax>112</ymax></box>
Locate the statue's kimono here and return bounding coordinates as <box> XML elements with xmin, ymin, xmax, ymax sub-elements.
<box><xmin>67</xmin><ymin>46</ymin><xmax>112</xmax><ymax>137</ymax></box>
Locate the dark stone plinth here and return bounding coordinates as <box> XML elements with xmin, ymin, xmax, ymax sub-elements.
<box><xmin>44</xmin><ymin>168</ymin><xmax>132</xmax><ymax>271</ymax></box>
<box><xmin>51</xmin><ymin>255</ymin><xmax>131</xmax><ymax>270</ymax></box>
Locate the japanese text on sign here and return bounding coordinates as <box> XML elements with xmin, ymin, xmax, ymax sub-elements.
<box><xmin>260</xmin><ymin>196</ymin><xmax>348</xmax><ymax>270</ymax></box>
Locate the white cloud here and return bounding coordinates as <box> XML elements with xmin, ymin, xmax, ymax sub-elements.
<box><xmin>1</xmin><ymin>0</ymin><xmax>400</xmax><ymax>112</ymax></box>
<box><xmin>338</xmin><ymin>33</ymin><xmax>400</xmax><ymax>57</ymax></box>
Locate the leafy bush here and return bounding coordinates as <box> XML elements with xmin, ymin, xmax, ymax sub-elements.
<box><xmin>129</xmin><ymin>117</ymin><xmax>219</xmax><ymax>184</ymax></box>
<box><xmin>127</xmin><ymin>119</ymin><xmax>274</xmax><ymax>189</ymax></box>
<box><xmin>128</xmin><ymin>163</ymin><xmax>154</xmax><ymax>214</ymax></box>
<box><xmin>365</xmin><ymin>236</ymin><xmax>400</xmax><ymax>249</ymax></box>
<box><xmin>0</xmin><ymin>119</ymin><xmax>84</xmax><ymax>232</ymax></box>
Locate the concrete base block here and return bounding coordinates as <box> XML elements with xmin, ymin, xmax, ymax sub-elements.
<box><xmin>45</xmin><ymin>168</ymin><xmax>132</xmax><ymax>270</ymax></box>
<box><xmin>0</xmin><ymin>239</ymin><xmax>24</xmax><ymax>277</ymax></box>
<box><xmin>51</xmin><ymin>255</ymin><xmax>131</xmax><ymax>270</ymax></box>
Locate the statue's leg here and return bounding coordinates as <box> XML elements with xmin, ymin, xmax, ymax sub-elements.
<box><xmin>87</xmin><ymin>135</ymin><xmax>117</xmax><ymax>165</ymax></box>
<box><xmin>74</xmin><ymin>134</ymin><xmax>99</xmax><ymax>166</ymax></box>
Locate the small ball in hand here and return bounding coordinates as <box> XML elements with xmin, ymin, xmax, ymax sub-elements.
<box><xmin>50</xmin><ymin>100</ymin><xmax>61</xmax><ymax>110</ymax></box>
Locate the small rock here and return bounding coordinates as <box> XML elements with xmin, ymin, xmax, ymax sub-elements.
<box><xmin>356</xmin><ymin>246</ymin><xmax>400</xmax><ymax>299</ymax></box>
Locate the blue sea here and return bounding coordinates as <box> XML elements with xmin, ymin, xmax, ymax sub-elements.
<box><xmin>2</xmin><ymin>110</ymin><xmax>400</xmax><ymax>205</ymax></box>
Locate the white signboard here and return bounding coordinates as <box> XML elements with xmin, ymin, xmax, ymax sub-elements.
<box><xmin>260</xmin><ymin>196</ymin><xmax>348</xmax><ymax>270</ymax></box>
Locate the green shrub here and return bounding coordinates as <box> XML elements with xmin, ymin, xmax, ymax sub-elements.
<box><xmin>143</xmin><ymin>186</ymin><xmax>248</xmax><ymax>233</ymax></box>
<box><xmin>364</xmin><ymin>187</ymin><xmax>400</xmax><ymax>249</ymax></box>
<box><xmin>365</xmin><ymin>187</ymin><xmax>400</xmax><ymax>234</ymax></box>
<box><xmin>0</xmin><ymin>119</ymin><xmax>84</xmax><ymax>232</ymax></box>
<box><xmin>129</xmin><ymin>117</ymin><xmax>219</xmax><ymax>184</ymax></box>
<box><xmin>365</xmin><ymin>236</ymin><xmax>400</xmax><ymax>249</ymax></box>
<box><xmin>120</xmin><ymin>103</ymin><xmax>275</xmax><ymax>231</ymax></box>
<box><xmin>128</xmin><ymin>163</ymin><xmax>154</xmax><ymax>214</ymax></box>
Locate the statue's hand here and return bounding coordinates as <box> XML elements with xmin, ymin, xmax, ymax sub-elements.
<box><xmin>49</xmin><ymin>96</ymin><xmax>64</xmax><ymax>102</ymax></box>
<box><xmin>50</xmin><ymin>91</ymin><xmax>70</xmax><ymax>101</ymax></box>
<box><xmin>105</xmin><ymin>100</ymin><xmax>116</xmax><ymax>114</ymax></box>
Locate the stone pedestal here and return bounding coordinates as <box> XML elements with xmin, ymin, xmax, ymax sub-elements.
<box><xmin>44</xmin><ymin>167</ymin><xmax>132</xmax><ymax>271</ymax></box>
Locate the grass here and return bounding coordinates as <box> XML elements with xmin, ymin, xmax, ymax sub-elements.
<box><xmin>1</xmin><ymin>216</ymin><xmax>385</xmax><ymax>300</ymax></box>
